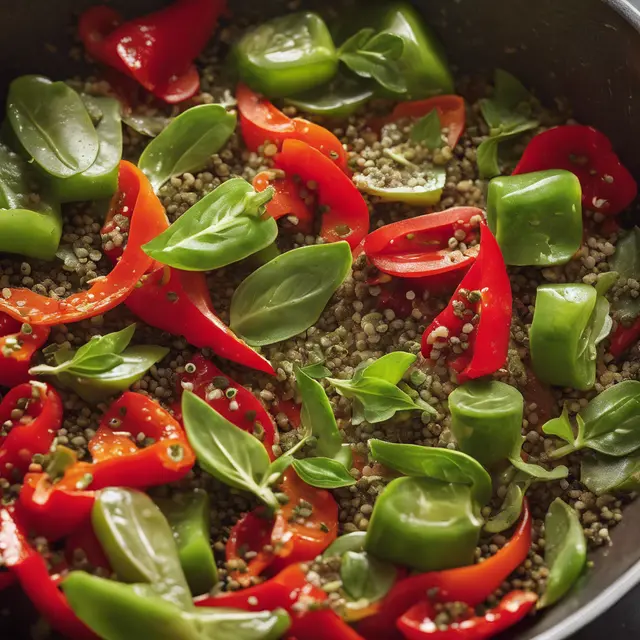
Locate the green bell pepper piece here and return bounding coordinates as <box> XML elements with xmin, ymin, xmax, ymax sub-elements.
<box><xmin>62</xmin><ymin>572</ymin><xmax>290</xmax><ymax>640</ymax></box>
<box><xmin>92</xmin><ymin>488</ymin><xmax>193</xmax><ymax>609</ymax></box>
<box><xmin>487</xmin><ymin>170</ymin><xmax>583</xmax><ymax>266</ymax></box>
<box><xmin>448</xmin><ymin>380</ymin><xmax>524</xmax><ymax>467</ymax></box>
<box><xmin>285</xmin><ymin>72</ymin><xmax>375</xmax><ymax>117</ymax></box>
<box><xmin>377</xmin><ymin>3</ymin><xmax>454</xmax><ymax>98</ymax></box>
<box><xmin>156</xmin><ymin>490</ymin><xmax>218</xmax><ymax>597</ymax></box>
<box><xmin>45</xmin><ymin>95</ymin><xmax>122</xmax><ymax>203</ymax></box>
<box><xmin>0</xmin><ymin>143</ymin><xmax>62</xmax><ymax>260</ymax></box>
<box><xmin>364</xmin><ymin>476</ymin><xmax>482</xmax><ymax>572</ymax></box>
<box><xmin>234</xmin><ymin>13</ymin><xmax>338</xmax><ymax>98</ymax></box>
<box><xmin>530</xmin><ymin>283</ymin><xmax>612</xmax><ymax>390</ymax></box>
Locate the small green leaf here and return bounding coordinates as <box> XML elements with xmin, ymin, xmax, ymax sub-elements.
<box><xmin>581</xmin><ymin>450</ymin><xmax>640</xmax><ymax>495</ymax></box>
<box><xmin>484</xmin><ymin>482</ymin><xmax>525</xmax><ymax>534</ymax></box>
<box><xmin>299</xmin><ymin>361</ymin><xmax>331</xmax><ymax>379</ymax></box>
<box><xmin>356</xmin><ymin>352</ymin><xmax>416</xmax><ymax>385</ymax></box>
<box><xmin>181</xmin><ymin>392</ymin><xmax>277</xmax><ymax>510</ymax></box>
<box><xmin>542</xmin><ymin>407</ymin><xmax>575</xmax><ymax>444</ymax></box>
<box><xmin>230</xmin><ymin>243</ymin><xmax>353</xmax><ymax>346</ymax></box>
<box><xmin>508</xmin><ymin>456</ymin><xmax>569</xmax><ymax>482</ymax></box>
<box><xmin>142</xmin><ymin>178</ymin><xmax>277</xmax><ymax>271</ymax></box>
<box><xmin>292</xmin><ymin>458</ymin><xmax>356</xmax><ymax>488</ymax></box>
<box><xmin>410</xmin><ymin>110</ymin><xmax>442</xmax><ymax>149</ymax></box>
<box><xmin>295</xmin><ymin>367</ymin><xmax>343</xmax><ymax>460</ymax></box>
<box><xmin>138</xmin><ymin>104</ymin><xmax>237</xmax><ymax>192</ymax></box>
<box><xmin>263</xmin><ymin>455</ymin><xmax>295</xmax><ymax>486</ymax></box>
<box><xmin>369</xmin><ymin>439</ymin><xmax>492</xmax><ymax>506</ymax></box>
<box><xmin>477</xmin><ymin>120</ymin><xmax>538</xmax><ymax>179</ymax></box>
<box><xmin>7</xmin><ymin>75</ymin><xmax>99</xmax><ymax>178</ymax></box>
<box><xmin>340</xmin><ymin>551</ymin><xmax>397</xmax><ymax>602</ymax></box>
<box><xmin>539</xmin><ymin>499</ymin><xmax>586</xmax><ymax>609</ymax></box>
<box><xmin>122</xmin><ymin>113</ymin><xmax>171</xmax><ymax>138</ymax></box>
<box><xmin>480</xmin><ymin>69</ymin><xmax>534</xmax><ymax>131</ymax></box>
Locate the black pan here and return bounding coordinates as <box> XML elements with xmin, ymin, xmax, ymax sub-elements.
<box><xmin>0</xmin><ymin>1</ymin><xmax>639</xmax><ymax>638</ymax></box>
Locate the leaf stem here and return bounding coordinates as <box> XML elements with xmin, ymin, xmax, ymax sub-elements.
<box><xmin>547</xmin><ymin>442</ymin><xmax>578</xmax><ymax>460</ymax></box>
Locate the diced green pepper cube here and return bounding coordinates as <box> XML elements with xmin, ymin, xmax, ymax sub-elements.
<box><xmin>364</xmin><ymin>476</ymin><xmax>482</xmax><ymax>572</ymax></box>
<box><xmin>235</xmin><ymin>13</ymin><xmax>338</xmax><ymax>98</ymax></box>
<box><xmin>156</xmin><ymin>490</ymin><xmax>217</xmax><ymax>596</ymax></box>
<box><xmin>487</xmin><ymin>169</ymin><xmax>582</xmax><ymax>266</ymax></box>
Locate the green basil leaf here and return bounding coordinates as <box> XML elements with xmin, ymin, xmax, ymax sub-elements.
<box><xmin>340</xmin><ymin>550</ymin><xmax>397</xmax><ymax>602</ymax></box>
<box><xmin>291</xmin><ymin>458</ymin><xmax>356</xmax><ymax>489</ymax></box>
<box><xmin>76</xmin><ymin>324</ymin><xmax>136</xmax><ymax>360</ymax></box>
<box><xmin>480</xmin><ymin>69</ymin><xmax>534</xmax><ymax>132</ymax></box>
<box><xmin>323</xmin><ymin>531</ymin><xmax>366</xmax><ymax>558</ymax></box>
<box><xmin>138</xmin><ymin>104</ymin><xmax>237</xmax><ymax>192</ymax></box>
<box><xmin>92</xmin><ymin>488</ymin><xmax>192</xmax><ymax>609</ymax></box>
<box><xmin>508</xmin><ymin>456</ymin><xmax>569</xmax><ymax>482</ymax></box>
<box><xmin>181</xmin><ymin>391</ymin><xmax>278</xmax><ymax>509</ymax></box>
<box><xmin>122</xmin><ymin>113</ymin><xmax>172</xmax><ymax>138</ymax></box>
<box><xmin>67</xmin><ymin>353</ymin><xmax>127</xmax><ymax>375</ymax></box>
<box><xmin>63</xmin><ymin>572</ymin><xmax>291</xmax><ymax>640</ymax></box>
<box><xmin>7</xmin><ymin>75</ymin><xmax>99</xmax><ymax>178</ymax></box>
<box><xmin>263</xmin><ymin>455</ymin><xmax>295</xmax><ymax>486</ymax></box>
<box><xmin>477</xmin><ymin>120</ymin><xmax>538</xmax><ymax>179</ymax></box>
<box><xmin>539</xmin><ymin>498</ymin><xmax>587</xmax><ymax>609</ymax></box>
<box><xmin>542</xmin><ymin>407</ymin><xmax>576</xmax><ymax>444</ymax></box>
<box><xmin>576</xmin><ymin>380</ymin><xmax>640</xmax><ymax>456</ymax></box>
<box><xmin>484</xmin><ymin>482</ymin><xmax>526</xmax><ymax>534</ymax></box>
<box><xmin>0</xmin><ymin>143</ymin><xmax>62</xmax><ymax>261</ymax></box>
<box><xmin>299</xmin><ymin>361</ymin><xmax>331</xmax><ymax>379</ymax></box>
<box><xmin>327</xmin><ymin>375</ymin><xmax>421</xmax><ymax>425</ymax></box>
<box><xmin>410</xmin><ymin>110</ymin><xmax>442</xmax><ymax>149</ymax></box>
<box><xmin>143</xmin><ymin>178</ymin><xmax>277</xmax><ymax>271</ymax></box>
<box><xmin>295</xmin><ymin>367</ymin><xmax>343</xmax><ymax>459</ymax></box>
<box><xmin>340</xmin><ymin>51</ymin><xmax>407</xmax><ymax>94</ymax></box>
<box><xmin>581</xmin><ymin>451</ymin><xmax>640</xmax><ymax>495</ymax></box>
<box><xmin>356</xmin><ymin>352</ymin><xmax>416</xmax><ymax>385</ymax></box>
<box><xmin>230</xmin><ymin>242</ymin><xmax>353</xmax><ymax>346</ymax></box>
<box><xmin>369</xmin><ymin>439</ymin><xmax>492</xmax><ymax>506</ymax></box>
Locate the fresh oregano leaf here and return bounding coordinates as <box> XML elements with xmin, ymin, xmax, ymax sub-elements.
<box><xmin>142</xmin><ymin>178</ymin><xmax>277</xmax><ymax>271</ymax></box>
<box><xmin>542</xmin><ymin>407</ymin><xmax>575</xmax><ymax>444</ymax></box>
<box><xmin>230</xmin><ymin>242</ymin><xmax>352</xmax><ymax>346</ymax></box>
<box><xmin>291</xmin><ymin>458</ymin><xmax>356</xmax><ymax>489</ymax></box>
<box><xmin>138</xmin><ymin>104</ymin><xmax>237</xmax><ymax>192</ymax></box>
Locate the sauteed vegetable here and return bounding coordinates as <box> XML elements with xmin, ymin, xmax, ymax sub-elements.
<box><xmin>0</xmin><ymin>1</ymin><xmax>638</xmax><ymax>639</ymax></box>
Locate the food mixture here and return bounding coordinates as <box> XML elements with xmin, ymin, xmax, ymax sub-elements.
<box><xmin>0</xmin><ymin>1</ymin><xmax>639</xmax><ymax>639</ymax></box>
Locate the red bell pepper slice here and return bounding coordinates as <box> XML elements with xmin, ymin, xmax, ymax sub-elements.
<box><xmin>174</xmin><ymin>353</ymin><xmax>277</xmax><ymax>458</ymax></box>
<box><xmin>226</xmin><ymin>470</ymin><xmax>338</xmax><ymax>586</ymax></box>
<box><xmin>275</xmin><ymin>139</ymin><xmax>370</xmax><ymax>249</ymax></box>
<box><xmin>512</xmin><ymin>125</ymin><xmax>637</xmax><ymax>216</ymax></box>
<box><xmin>0</xmin><ymin>507</ymin><xmax>96</xmax><ymax>639</ymax></box>
<box><xmin>0</xmin><ymin>382</ymin><xmax>62</xmax><ymax>481</ymax></box>
<box><xmin>197</xmin><ymin>563</ymin><xmax>363</xmax><ymax>640</ymax></box>
<box><xmin>0</xmin><ymin>314</ymin><xmax>50</xmax><ymax>387</ymax></box>
<box><xmin>0</xmin><ymin>162</ymin><xmax>165</xmax><ymax>326</ymax></box>
<box><xmin>254</xmin><ymin>171</ymin><xmax>315</xmax><ymax>234</ymax></box>
<box><xmin>18</xmin><ymin>392</ymin><xmax>195</xmax><ymax>540</ymax></box>
<box><xmin>364</xmin><ymin>207</ymin><xmax>483</xmax><ymax>280</ymax></box>
<box><xmin>102</xmin><ymin>172</ymin><xmax>274</xmax><ymax>376</ymax></box>
<box><xmin>374</xmin><ymin>96</ymin><xmax>466</xmax><ymax>149</ymax></box>
<box><xmin>357</xmin><ymin>500</ymin><xmax>532</xmax><ymax>640</ymax></box>
<box><xmin>397</xmin><ymin>590</ymin><xmax>537</xmax><ymax>640</ymax></box>
<box><xmin>609</xmin><ymin>317</ymin><xmax>640</xmax><ymax>357</ymax></box>
<box><xmin>421</xmin><ymin>222</ymin><xmax>511</xmax><ymax>383</ymax></box>
<box><xmin>237</xmin><ymin>84</ymin><xmax>350</xmax><ymax>173</ymax></box>
<box><xmin>79</xmin><ymin>0</ymin><xmax>225</xmax><ymax>103</ymax></box>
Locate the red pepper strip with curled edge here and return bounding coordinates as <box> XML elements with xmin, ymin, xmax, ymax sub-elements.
<box><xmin>610</xmin><ymin>317</ymin><xmax>640</xmax><ymax>357</ymax></box>
<box><xmin>254</xmin><ymin>171</ymin><xmax>315</xmax><ymax>234</ymax></box>
<box><xmin>0</xmin><ymin>314</ymin><xmax>50</xmax><ymax>387</ymax></box>
<box><xmin>237</xmin><ymin>84</ymin><xmax>350</xmax><ymax>173</ymax></box>
<box><xmin>512</xmin><ymin>125</ymin><xmax>637</xmax><ymax>216</ymax></box>
<box><xmin>226</xmin><ymin>470</ymin><xmax>339</xmax><ymax>586</ymax></box>
<box><xmin>174</xmin><ymin>354</ymin><xmax>277</xmax><ymax>458</ymax></box>
<box><xmin>196</xmin><ymin>563</ymin><xmax>364</xmax><ymax>640</ymax></box>
<box><xmin>275</xmin><ymin>139</ymin><xmax>370</xmax><ymax>249</ymax></box>
<box><xmin>78</xmin><ymin>0</ymin><xmax>225</xmax><ymax>103</ymax></box>
<box><xmin>101</xmin><ymin>169</ymin><xmax>274</xmax><ymax>376</ymax></box>
<box><xmin>363</xmin><ymin>207</ymin><xmax>483</xmax><ymax>281</ymax></box>
<box><xmin>17</xmin><ymin>392</ymin><xmax>195</xmax><ymax>541</ymax></box>
<box><xmin>397</xmin><ymin>591</ymin><xmax>537</xmax><ymax>640</ymax></box>
<box><xmin>357</xmin><ymin>500</ymin><xmax>531</xmax><ymax>640</ymax></box>
<box><xmin>0</xmin><ymin>162</ymin><xmax>165</xmax><ymax>326</ymax></box>
<box><xmin>421</xmin><ymin>222</ymin><xmax>511</xmax><ymax>383</ymax></box>
<box><xmin>0</xmin><ymin>507</ymin><xmax>96</xmax><ymax>640</ymax></box>
<box><xmin>0</xmin><ymin>382</ymin><xmax>62</xmax><ymax>481</ymax></box>
<box><xmin>372</xmin><ymin>95</ymin><xmax>466</xmax><ymax>149</ymax></box>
